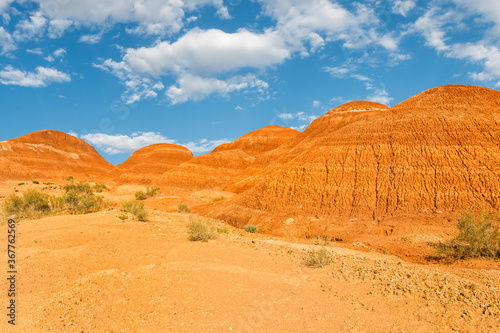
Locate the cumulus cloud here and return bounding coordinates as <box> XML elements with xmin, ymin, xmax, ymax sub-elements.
<box><xmin>97</xmin><ymin>28</ymin><xmax>287</xmax><ymax>103</ymax></box>
<box><xmin>277</xmin><ymin>111</ymin><xmax>319</xmax><ymax>131</ymax></box>
<box><xmin>366</xmin><ymin>84</ymin><xmax>393</xmax><ymax>105</ymax></box>
<box><xmin>0</xmin><ymin>27</ymin><xmax>15</xmax><ymax>54</ymax></box>
<box><xmin>79</xmin><ymin>33</ymin><xmax>102</xmax><ymax>44</ymax></box>
<box><xmin>0</xmin><ymin>0</ymin><xmax>13</xmax><ymax>13</ymax></box>
<box><xmin>312</xmin><ymin>100</ymin><xmax>321</xmax><ymax>107</ymax></box>
<box><xmin>392</xmin><ymin>1</ymin><xmax>416</xmax><ymax>17</ymax></box>
<box><xmin>0</xmin><ymin>65</ymin><xmax>71</xmax><ymax>87</ymax></box>
<box><xmin>36</xmin><ymin>0</ymin><xmax>229</xmax><ymax>36</ymax></box>
<box><xmin>73</xmin><ymin>131</ymin><xmax>230</xmax><ymax>155</ymax></box>
<box><xmin>13</xmin><ymin>12</ymin><xmax>47</xmax><ymax>41</ymax></box>
<box><xmin>166</xmin><ymin>73</ymin><xmax>269</xmax><ymax>104</ymax></box>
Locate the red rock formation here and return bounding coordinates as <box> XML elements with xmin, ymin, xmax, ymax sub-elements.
<box><xmin>160</xmin><ymin>125</ymin><xmax>300</xmax><ymax>189</ymax></box>
<box><xmin>212</xmin><ymin>85</ymin><xmax>500</xmax><ymax>234</ymax></box>
<box><xmin>0</xmin><ymin>130</ymin><xmax>113</xmax><ymax>181</ymax></box>
<box><xmin>111</xmin><ymin>143</ymin><xmax>193</xmax><ymax>184</ymax></box>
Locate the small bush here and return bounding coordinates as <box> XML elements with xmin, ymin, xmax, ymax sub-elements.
<box><xmin>18</xmin><ymin>183</ymin><xmax>25</xmax><ymax>186</ymax></box>
<box><xmin>65</xmin><ymin>176</ymin><xmax>74</xmax><ymax>183</ymax></box>
<box><xmin>187</xmin><ymin>218</ymin><xmax>217</xmax><ymax>242</ymax></box>
<box><xmin>135</xmin><ymin>191</ymin><xmax>148</xmax><ymax>200</ymax></box>
<box><xmin>32</xmin><ymin>180</ymin><xmax>39</xmax><ymax>184</ymax></box>
<box><xmin>2</xmin><ymin>189</ymin><xmax>51</xmax><ymax>219</ymax></box>
<box><xmin>178</xmin><ymin>204</ymin><xmax>191</xmax><ymax>213</ymax></box>
<box><xmin>213</xmin><ymin>196</ymin><xmax>225</xmax><ymax>202</ymax></box>
<box><xmin>244</xmin><ymin>224</ymin><xmax>258</xmax><ymax>233</ymax></box>
<box><xmin>437</xmin><ymin>211</ymin><xmax>500</xmax><ymax>260</ymax></box>
<box><xmin>134</xmin><ymin>185</ymin><xmax>161</xmax><ymax>200</ymax></box>
<box><xmin>146</xmin><ymin>185</ymin><xmax>161</xmax><ymax>197</ymax></box>
<box><xmin>306</xmin><ymin>247</ymin><xmax>333</xmax><ymax>268</ymax></box>
<box><xmin>217</xmin><ymin>227</ymin><xmax>229</xmax><ymax>234</ymax></box>
<box><xmin>122</xmin><ymin>200</ymin><xmax>147</xmax><ymax>221</ymax></box>
<box><xmin>118</xmin><ymin>215</ymin><xmax>128</xmax><ymax>220</ymax></box>
<box><xmin>43</xmin><ymin>182</ymin><xmax>54</xmax><ymax>185</ymax></box>
<box><xmin>64</xmin><ymin>182</ymin><xmax>93</xmax><ymax>195</ymax></box>
<box><xmin>312</xmin><ymin>236</ymin><xmax>331</xmax><ymax>246</ymax></box>
<box><xmin>93</xmin><ymin>183</ymin><xmax>107</xmax><ymax>193</ymax></box>
<box><xmin>48</xmin><ymin>195</ymin><xmax>64</xmax><ymax>213</ymax></box>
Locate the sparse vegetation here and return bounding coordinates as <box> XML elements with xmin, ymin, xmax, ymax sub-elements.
<box><xmin>217</xmin><ymin>227</ymin><xmax>229</xmax><ymax>234</ymax></box>
<box><xmin>306</xmin><ymin>246</ymin><xmax>333</xmax><ymax>268</ymax></box>
<box><xmin>312</xmin><ymin>236</ymin><xmax>331</xmax><ymax>246</ymax></box>
<box><xmin>32</xmin><ymin>180</ymin><xmax>39</xmax><ymax>184</ymax></box>
<box><xmin>244</xmin><ymin>224</ymin><xmax>258</xmax><ymax>233</ymax></box>
<box><xmin>63</xmin><ymin>182</ymin><xmax>103</xmax><ymax>214</ymax></box>
<box><xmin>65</xmin><ymin>176</ymin><xmax>74</xmax><ymax>183</ymax></box>
<box><xmin>118</xmin><ymin>215</ymin><xmax>128</xmax><ymax>221</ymax></box>
<box><xmin>187</xmin><ymin>217</ymin><xmax>217</xmax><ymax>242</ymax></box>
<box><xmin>43</xmin><ymin>182</ymin><xmax>54</xmax><ymax>185</ymax></box>
<box><xmin>122</xmin><ymin>200</ymin><xmax>147</xmax><ymax>221</ymax></box>
<box><xmin>2</xmin><ymin>189</ymin><xmax>51</xmax><ymax>219</ymax></box>
<box><xmin>18</xmin><ymin>183</ymin><xmax>25</xmax><ymax>186</ymax></box>
<box><xmin>93</xmin><ymin>183</ymin><xmax>107</xmax><ymax>193</ymax></box>
<box><xmin>178</xmin><ymin>204</ymin><xmax>191</xmax><ymax>213</ymax></box>
<box><xmin>135</xmin><ymin>185</ymin><xmax>161</xmax><ymax>200</ymax></box>
<box><xmin>213</xmin><ymin>196</ymin><xmax>225</xmax><ymax>202</ymax></box>
<box><xmin>437</xmin><ymin>211</ymin><xmax>500</xmax><ymax>261</ymax></box>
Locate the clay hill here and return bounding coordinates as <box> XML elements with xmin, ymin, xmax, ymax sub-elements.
<box><xmin>158</xmin><ymin>126</ymin><xmax>299</xmax><ymax>189</ymax></box>
<box><xmin>109</xmin><ymin>143</ymin><xmax>193</xmax><ymax>184</ymax></box>
<box><xmin>210</xmin><ymin>85</ymin><xmax>500</xmax><ymax>236</ymax></box>
<box><xmin>0</xmin><ymin>130</ymin><xmax>112</xmax><ymax>181</ymax></box>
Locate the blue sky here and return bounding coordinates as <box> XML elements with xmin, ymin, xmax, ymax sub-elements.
<box><xmin>1</xmin><ymin>0</ymin><xmax>500</xmax><ymax>165</ymax></box>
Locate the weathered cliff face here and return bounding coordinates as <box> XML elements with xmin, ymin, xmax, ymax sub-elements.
<box><xmin>159</xmin><ymin>125</ymin><xmax>300</xmax><ymax>189</ymax></box>
<box><xmin>111</xmin><ymin>143</ymin><xmax>193</xmax><ymax>184</ymax></box>
<box><xmin>0</xmin><ymin>130</ymin><xmax>113</xmax><ymax>181</ymax></box>
<box><xmin>212</xmin><ymin>86</ymin><xmax>500</xmax><ymax>233</ymax></box>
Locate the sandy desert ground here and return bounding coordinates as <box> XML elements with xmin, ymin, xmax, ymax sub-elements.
<box><xmin>1</xmin><ymin>181</ymin><xmax>499</xmax><ymax>332</ymax></box>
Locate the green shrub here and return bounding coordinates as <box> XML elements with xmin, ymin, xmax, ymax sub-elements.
<box><xmin>306</xmin><ymin>247</ymin><xmax>333</xmax><ymax>268</ymax></box>
<box><xmin>178</xmin><ymin>204</ymin><xmax>191</xmax><ymax>213</ymax></box>
<box><xmin>32</xmin><ymin>180</ymin><xmax>39</xmax><ymax>184</ymax></box>
<box><xmin>135</xmin><ymin>185</ymin><xmax>161</xmax><ymax>200</ymax></box>
<box><xmin>213</xmin><ymin>196</ymin><xmax>225</xmax><ymax>202</ymax></box>
<box><xmin>43</xmin><ymin>182</ymin><xmax>54</xmax><ymax>185</ymax></box>
<box><xmin>93</xmin><ymin>183</ymin><xmax>107</xmax><ymax>193</ymax></box>
<box><xmin>17</xmin><ymin>183</ymin><xmax>25</xmax><ymax>186</ymax></box>
<box><xmin>135</xmin><ymin>191</ymin><xmax>147</xmax><ymax>200</ymax></box>
<box><xmin>48</xmin><ymin>195</ymin><xmax>64</xmax><ymax>213</ymax></box>
<box><xmin>2</xmin><ymin>189</ymin><xmax>51</xmax><ymax>219</ymax></box>
<box><xmin>437</xmin><ymin>211</ymin><xmax>500</xmax><ymax>260</ymax></box>
<box><xmin>63</xmin><ymin>182</ymin><xmax>93</xmax><ymax>195</ymax></box>
<box><xmin>244</xmin><ymin>224</ymin><xmax>258</xmax><ymax>233</ymax></box>
<box><xmin>65</xmin><ymin>176</ymin><xmax>74</xmax><ymax>183</ymax></box>
<box><xmin>146</xmin><ymin>185</ymin><xmax>161</xmax><ymax>197</ymax></box>
<box><xmin>217</xmin><ymin>227</ymin><xmax>229</xmax><ymax>234</ymax></box>
<box><xmin>187</xmin><ymin>218</ymin><xmax>217</xmax><ymax>242</ymax></box>
<box><xmin>122</xmin><ymin>200</ymin><xmax>147</xmax><ymax>221</ymax></box>
<box><xmin>118</xmin><ymin>215</ymin><xmax>128</xmax><ymax>220</ymax></box>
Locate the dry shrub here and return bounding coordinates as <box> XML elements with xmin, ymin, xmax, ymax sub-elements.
<box><xmin>122</xmin><ymin>200</ymin><xmax>148</xmax><ymax>221</ymax></box>
<box><xmin>187</xmin><ymin>217</ymin><xmax>217</xmax><ymax>242</ymax></box>
<box><xmin>306</xmin><ymin>246</ymin><xmax>333</xmax><ymax>268</ymax></box>
<box><xmin>438</xmin><ymin>211</ymin><xmax>500</xmax><ymax>261</ymax></box>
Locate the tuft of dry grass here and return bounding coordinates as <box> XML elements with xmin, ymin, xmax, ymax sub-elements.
<box><xmin>187</xmin><ymin>217</ymin><xmax>217</xmax><ymax>242</ymax></box>
<box><xmin>306</xmin><ymin>246</ymin><xmax>333</xmax><ymax>268</ymax></box>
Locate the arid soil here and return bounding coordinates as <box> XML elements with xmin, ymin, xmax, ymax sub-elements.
<box><xmin>0</xmin><ymin>183</ymin><xmax>499</xmax><ymax>332</ymax></box>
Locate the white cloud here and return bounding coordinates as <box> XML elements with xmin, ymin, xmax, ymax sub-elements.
<box><xmin>166</xmin><ymin>73</ymin><xmax>269</xmax><ymax>104</ymax></box>
<box><xmin>26</xmin><ymin>48</ymin><xmax>43</xmax><ymax>55</ymax></box>
<box><xmin>54</xmin><ymin>48</ymin><xmax>66</xmax><ymax>58</ymax></box>
<box><xmin>448</xmin><ymin>42</ymin><xmax>500</xmax><ymax>86</ymax></box>
<box><xmin>323</xmin><ymin>64</ymin><xmax>357</xmax><ymax>78</ymax></box>
<box><xmin>0</xmin><ymin>0</ymin><xmax>13</xmax><ymax>13</ymax></box>
<box><xmin>47</xmin><ymin>19</ymin><xmax>73</xmax><ymax>39</ymax></box>
<box><xmin>366</xmin><ymin>84</ymin><xmax>392</xmax><ymax>105</ymax></box>
<box><xmin>13</xmin><ymin>12</ymin><xmax>47</xmax><ymax>41</ymax></box>
<box><xmin>277</xmin><ymin>111</ymin><xmax>319</xmax><ymax>131</ymax></box>
<box><xmin>0</xmin><ymin>27</ymin><xmax>15</xmax><ymax>54</ymax></box>
<box><xmin>36</xmin><ymin>0</ymin><xmax>229</xmax><ymax>36</ymax></box>
<box><xmin>0</xmin><ymin>65</ymin><xmax>71</xmax><ymax>87</ymax></box>
<box><xmin>392</xmin><ymin>1</ymin><xmax>416</xmax><ymax>17</ymax></box>
<box><xmin>73</xmin><ymin>131</ymin><xmax>230</xmax><ymax>155</ymax></box>
<box><xmin>452</xmin><ymin>0</ymin><xmax>500</xmax><ymax>36</ymax></box>
<box><xmin>98</xmin><ymin>28</ymin><xmax>286</xmax><ymax>103</ymax></box>
<box><xmin>79</xmin><ymin>33</ymin><xmax>102</xmax><ymax>44</ymax></box>
<box><xmin>312</xmin><ymin>100</ymin><xmax>320</xmax><ymax>107</ymax></box>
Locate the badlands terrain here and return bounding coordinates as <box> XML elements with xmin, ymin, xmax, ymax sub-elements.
<box><xmin>1</xmin><ymin>85</ymin><xmax>500</xmax><ymax>331</ymax></box>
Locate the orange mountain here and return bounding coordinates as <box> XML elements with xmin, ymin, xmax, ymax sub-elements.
<box><xmin>211</xmin><ymin>85</ymin><xmax>500</xmax><ymax>236</ymax></box>
<box><xmin>159</xmin><ymin>125</ymin><xmax>300</xmax><ymax>189</ymax></box>
<box><xmin>0</xmin><ymin>130</ymin><xmax>113</xmax><ymax>181</ymax></box>
<box><xmin>110</xmin><ymin>143</ymin><xmax>193</xmax><ymax>184</ymax></box>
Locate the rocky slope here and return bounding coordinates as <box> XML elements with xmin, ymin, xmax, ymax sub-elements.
<box><xmin>0</xmin><ymin>130</ymin><xmax>113</xmax><ymax>181</ymax></box>
<box><xmin>159</xmin><ymin>125</ymin><xmax>300</xmax><ymax>189</ymax></box>
<box><xmin>111</xmin><ymin>143</ymin><xmax>193</xmax><ymax>184</ymax></box>
<box><xmin>211</xmin><ymin>85</ymin><xmax>500</xmax><ymax>235</ymax></box>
